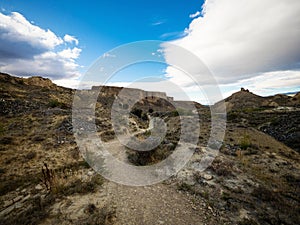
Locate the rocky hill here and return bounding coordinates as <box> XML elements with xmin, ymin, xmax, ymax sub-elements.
<box><xmin>214</xmin><ymin>87</ymin><xmax>300</xmax><ymax>152</ymax></box>
<box><xmin>217</xmin><ymin>88</ymin><xmax>300</xmax><ymax>112</ymax></box>
<box><xmin>0</xmin><ymin>73</ymin><xmax>299</xmax><ymax>225</ymax></box>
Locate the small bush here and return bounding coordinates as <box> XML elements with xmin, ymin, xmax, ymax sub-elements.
<box><xmin>208</xmin><ymin>158</ymin><xmax>233</xmax><ymax>177</ymax></box>
<box><xmin>177</xmin><ymin>182</ymin><xmax>194</xmax><ymax>192</ymax></box>
<box><xmin>131</xmin><ymin>108</ymin><xmax>143</xmax><ymax>118</ymax></box>
<box><xmin>24</xmin><ymin>151</ymin><xmax>37</xmax><ymax>160</ymax></box>
<box><xmin>239</xmin><ymin>134</ymin><xmax>251</xmax><ymax>150</ymax></box>
<box><xmin>41</xmin><ymin>163</ymin><xmax>104</xmax><ymax>195</ymax></box>
<box><xmin>32</xmin><ymin>135</ymin><xmax>45</xmax><ymax>142</ymax></box>
<box><xmin>48</xmin><ymin>99</ymin><xmax>62</xmax><ymax>108</ymax></box>
<box><xmin>0</xmin><ymin>136</ymin><xmax>13</xmax><ymax>145</ymax></box>
<box><xmin>76</xmin><ymin>205</ymin><xmax>116</xmax><ymax>225</ymax></box>
<box><xmin>227</xmin><ymin>112</ymin><xmax>239</xmax><ymax>121</ymax></box>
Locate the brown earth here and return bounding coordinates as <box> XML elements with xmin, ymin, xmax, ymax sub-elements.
<box><xmin>0</xmin><ymin>73</ymin><xmax>299</xmax><ymax>225</ymax></box>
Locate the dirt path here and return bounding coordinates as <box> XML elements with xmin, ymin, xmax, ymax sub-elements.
<box><xmin>44</xmin><ymin>179</ymin><xmax>219</xmax><ymax>225</ymax></box>
<box><xmin>70</xmin><ymin>122</ymin><xmax>219</xmax><ymax>224</ymax></box>
<box><xmin>104</xmin><ymin>182</ymin><xmax>218</xmax><ymax>225</ymax></box>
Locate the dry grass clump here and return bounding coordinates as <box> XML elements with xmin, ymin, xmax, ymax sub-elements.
<box><xmin>208</xmin><ymin>158</ymin><xmax>234</xmax><ymax>177</ymax></box>
<box><xmin>41</xmin><ymin>163</ymin><xmax>104</xmax><ymax>195</ymax></box>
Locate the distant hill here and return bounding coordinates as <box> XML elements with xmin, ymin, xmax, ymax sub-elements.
<box><xmin>215</xmin><ymin>88</ymin><xmax>300</xmax><ymax>112</ymax></box>
<box><xmin>280</xmin><ymin>91</ymin><xmax>299</xmax><ymax>96</ymax></box>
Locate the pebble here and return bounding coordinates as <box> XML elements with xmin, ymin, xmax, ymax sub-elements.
<box><xmin>87</xmin><ymin>171</ymin><xmax>94</xmax><ymax>176</ymax></box>
<box><xmin>3</xmin><ymin>200</ymin><xmax>12</xmax><ymax>208</ymax></box>
<box><xmin>13</xmin><ymin>196</ymin><xmax>23</xmax><ymax>203</ymax></box>
<box><xmin>35</xmin><ymin>184</ymin><xmax>43</xmax><ymax>190</ymax></box>
<box><xmin>202</xmin><ymin>174</ymin><xmax>213</xmax><ymax>180</ymax></box>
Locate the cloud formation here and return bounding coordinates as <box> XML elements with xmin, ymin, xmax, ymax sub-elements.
<box><xmin>0</xmin><ymin>12</ymin><xmax>81</xmax><ymax>79</ymax></box>
<box><xmin>189</xmin><ymin>11</ymin><xmax>200</xmax><ymax>18</ymax></box>
<box><xmin>164</xmin><ymin>0</ymin><xmax>300</xmax><ymax>95</ymax></box>
<box><xmin>64</xmin><ymin>34</ymin><xmax>79</xmax><ymax>45</ymax></box>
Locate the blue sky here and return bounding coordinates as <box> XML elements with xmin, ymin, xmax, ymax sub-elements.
<box><xmin>0</xmin><ymin>0</ymin><xmax>203</xmax><ymax>71</ymax></box>
<box><xmin>0</xmin><ymin>0</ymin><xmax>299</xmax><ymax>104</ymax></box>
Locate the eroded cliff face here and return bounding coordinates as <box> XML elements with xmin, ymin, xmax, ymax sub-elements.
<box><xmin>92</xmin><ymin>85</ymin><xmax>172</xmax><ymax>100</ymax></box>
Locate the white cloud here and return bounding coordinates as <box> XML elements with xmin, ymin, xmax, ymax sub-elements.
<box><xmin>58</xmin><ymin>47</ymin><xmax>81</xmax><ymax>59</ymax></box>
<box><xmin>53</xmin><ymin>78</ymin><xmax>81</xmax><ymax>89</ymax></box>
<box><xmin>231</xmin><ymin>70</ymin><xmax>300</xmax><ymax>95</ymax></box>
<box><xmin>163</xmin><ymin>0</ymin><xmax>300</xmax><ymax>96</ymax></box>
<box><xmin>0</xmin><ymin>12</ymin><xmax>82</xmax><ymax>79</ymax></box>
<box><xmin>160</xmin><ymin>31</ymin><xmax>187</xmax><ymax>40</ymax></box>
<box><xmin>102</xmin><ymin>53</ymin><xmax>116</xmax><ymax>58</ymax></box>
<box><xmin>0</xmin><ymin>12</ymin><xmax>63</xmax><ymax>50</ymax></box>
<box><xmin>64</xmin><ymin>34</ymin><xmax>79</xmax><ymax>45</ymax></box>
<box><xmin>1</xmin><ymin>50</ymin><xmax>81</xmax><ymax>79</ymax></box>
<box><xmin>189</xmin><ymin>11</ymin><xmax>200</xmax><ymax>18</ymax></box>
<box><xmin>151</xmin><ymin>21</ymin><xmax>164</xmax><ymax>26</ymax></box>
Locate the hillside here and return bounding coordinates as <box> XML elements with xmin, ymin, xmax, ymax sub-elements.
<box><xmin>216</xmin><ymin>88</ymin><xmax>300</xmax><ymax>112</ymax></box>
<box><xmin>213</xmin><ymin>87</ymin><xmax>300</xmax><ymax>152</ymax></box>
<box><xmin>0</xmin><ymin>73</ymin><xmax>299</xmax><ymax>225</ymax></box>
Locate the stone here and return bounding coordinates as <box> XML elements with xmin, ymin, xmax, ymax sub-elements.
<box><xmin>3</xmin><ymin>200</ymin><xmax>13</xmax><ymax>208</ymax></box>
<box><xmin>21</xmin><ymin>194</ymin><xmax>31</xmax><ymax>203</ymax></box>
<box><xmin>35</xmin><ymin>184</ymin><xmax>43</xmax><ymax>190</ymax></box>
<box><xmin>13</xmin><ymin>196</ymin><xmax>23</xmax><ymax>203</ymax></box>
<box><xmin>87</xmin><ymin>170</ymin><xmax>94</xmax><ymax>176</ymax></box>
<box><xmin>202</xmin><ymin>174</ymin><xmax>213</xmax><ymax>180</ymax></box>
<box><xmin>0</xmin><ymin>204</ymin><xmax>15</xmax><ymax>217</ymax></box>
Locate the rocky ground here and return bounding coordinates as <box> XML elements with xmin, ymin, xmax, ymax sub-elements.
<box><xmin>0</xmin><ymin>73</ymin><xmax>299</xmax><ymax>225</ymax></box>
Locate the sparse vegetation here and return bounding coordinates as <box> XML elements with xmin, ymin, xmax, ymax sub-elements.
<box><xmin>176</xmin><ymin>108</ymin><xmax>194</xmax><ymax>116</ymax></box>
<box><xmin>40</xmin><ymin>162</ymin><xmax>104</xmax><ymax>195</ymax></box>
<box><xmin>0</xmin><ymin>173</ymin><xmax>40</xmax><ymax>196</ymax></box>
<box><xmin>24</xmin><ymin>151</ymin><xmax>36</xmax><ymax>160</ymax></box>
<box><xmin>208</xmin><ymin>158</ymin><xmax>234</xmax><ymax>177</ymax></box>
<box><xmin>1</xmin><ymin>73</ymin><xmax>300</xmax><ymax>225</ymax></box>
<box><xmin>131</xmin><ymin>108</ymin><xmax>143</xmax><ymax>118</ymax></box>
<box><xmin>48</xmin><ymin>99</ymin><xmax>62</xmax><ymax>108</ymax></box>
<box><xmin>177</xmin><ymin>182</ymin><xmax>194</xmax><ymax>192</ymax></box>
<box><xmin>239</xmin><ymin>133</ymin><xmax>251</xmax><ymax>150</ymax></box>
<box><xmin>0</xmin><ymin>136</ymin><xmax>13</xmax><ymax>145</ymax></box>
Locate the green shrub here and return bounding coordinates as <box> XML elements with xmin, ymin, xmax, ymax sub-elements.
<box><xmin>48</xmin><ymin>99</ymin><xmax>62</xmax><ymax>108</ymax></box>
<box><xmin>239</xmin><ymin>134</ymin><xmax>251</xmax><ymax>150</ymax></box>
<box><xmin>131</xmin><ymin>108</ymin><xmax>143</xmax><ymax>118</ymax></box>
<box><xmin>177</xmin><ymin>108</ymin><xmax>194</xmax><ymax>116</ymax></box>
<box><xmin>177</xmin><ymin>182</ymin><xmax>194</xmax><ymax>192</ymax></box>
